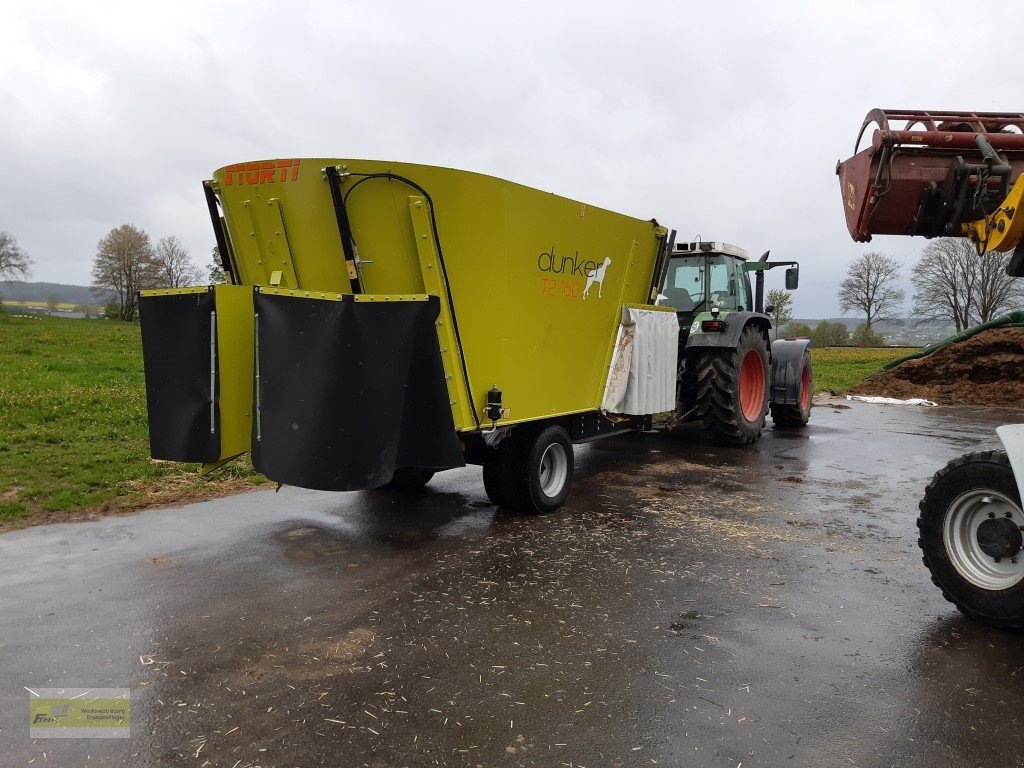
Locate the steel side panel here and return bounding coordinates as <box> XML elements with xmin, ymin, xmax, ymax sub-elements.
<box><xmin>213</xmin><ymin>285</ymin><xmax>254</xmax><ymax>460</ymax></box>
<box><xmin>212</xmin><ymin>159</ymin><xmax>664</xmax><ymax>428</ymax></box>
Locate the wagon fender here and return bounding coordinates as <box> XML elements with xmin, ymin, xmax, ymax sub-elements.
<box><xmin>996</xmin><ymin>424</ymin><xmax>1024</xmax><ymax>509</ymax></box>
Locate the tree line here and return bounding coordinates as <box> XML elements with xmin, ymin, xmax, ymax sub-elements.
<box><xmin>769</xmin><ymin>238</ymin><xmax>1022</xmax><ymax>347</ymax></box>
<box><xmin>90</xmin><ymin>224</ymin><xmax>223</xmax><ymax>320</ymax></box>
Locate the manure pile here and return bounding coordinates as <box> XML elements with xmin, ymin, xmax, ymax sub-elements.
<box><xmin>848</xmin><ymin>326</ymin><xmax>1024</xmax><ymax>407</ymax></box>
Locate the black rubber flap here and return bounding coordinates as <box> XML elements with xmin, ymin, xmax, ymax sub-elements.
<box><xmin>252</xmin><ymin>293</ymin><xmax>464</xmax><ymax>491</ymax></box>
<box><xmin>139</xmin><ymin>291</ymin><xmax>219</xmax><ymax>462</ymax></box>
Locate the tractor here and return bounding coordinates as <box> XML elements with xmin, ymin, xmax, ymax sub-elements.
<box><xmin>659</xmin><ymin>240</ymin><xmax>813</xmax><ymax>444</ymax></box>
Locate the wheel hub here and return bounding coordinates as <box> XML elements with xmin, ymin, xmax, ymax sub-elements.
<box><xmin>976</xmin><ymin>517</ymin><xmax>1023</xmax><ymax>560</ymax></box>
<box><xmin>538</xmin><ymin>443</ymin><xmax>568</xmax><ymax>498</ymax></box>
<box><xmin>943</xmin><ymin>489</ymin><xmax>1024</xmax><ymax>590</ymax></box>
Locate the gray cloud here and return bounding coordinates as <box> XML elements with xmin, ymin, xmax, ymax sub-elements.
<box><xmin>3</xmin><ymin>0</ymin><xmax>1021</xmax><ymax>316</ymax></box>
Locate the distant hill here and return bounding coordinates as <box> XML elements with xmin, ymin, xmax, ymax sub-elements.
<box><xmin>0</xmin><ymin>281</ymin><xmax>108</xmax><ymax>306</ymax></box>
<box><xmin>792</xmin><ymin>317</ymin><xmax>924</xmax><ymax>332</ymax></box>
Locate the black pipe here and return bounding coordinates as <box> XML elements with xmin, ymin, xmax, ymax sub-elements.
<box><xmin>755</xmin><ymin>250</ymin><xmax>769</xmax><ymax>313</ymax></box>
<box><xmin>648</xmin><ymin>227</ymin><xmax>676</xmax><ymax>303</ymax></box>
<box><xmin>203</xmin><ymin>181</ymin><xmax>235</xmax><ymax>282</ymax></box>
<box><xmin>323</xmin><ymin>166</ymin><xmax>363</xmax><ymax>293</ymax></box>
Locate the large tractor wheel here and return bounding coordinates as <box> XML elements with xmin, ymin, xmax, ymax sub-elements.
<box><xmin>696</xmin><ymin>325</ymin><xmax>769</xmax><ymax>445</ymax></box>
<box><xmin>484</xmin><ymin>424</ymin><xmax>574</xmax><ymax>513</ymax></box>
<box><xmin>385</xmin><ymin>467</ymin><xmax>436</xmax><ymax>491</ymax></box>
<box><xmin>771</xmin><ymin>348</ymin><xmax>813</xmax><ymax>428</ymax></box>
<box><xmin>918</xmin><ymin>450</ymin><xmax>1024</xmax><ymax>630</ymax></box>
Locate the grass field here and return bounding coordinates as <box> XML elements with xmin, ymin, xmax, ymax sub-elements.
<box><xmin>810</xmin><ymin>346</ymin><xmax>917</xmax><ymax>394</ymax></box>
<box><xmin>0</xmin><ymin>314</ymin><xmax>266</xmax><ymax>525</ymax></box>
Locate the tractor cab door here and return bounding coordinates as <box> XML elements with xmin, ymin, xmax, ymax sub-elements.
<box><xmin>706</xmin><ymin>255</ymin><xmax>750</xmax><ymax>312</ymax></box>
<box><xmin>661</xmin><ymin>255</ymin><xmax>705</xmax><ymax>314</ymax></box>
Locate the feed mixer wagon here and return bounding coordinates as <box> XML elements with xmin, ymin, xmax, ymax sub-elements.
<box><xmin>139</xmin><ymin>159</ymin><xmax>682</xmax><ymax>513</ymax></box>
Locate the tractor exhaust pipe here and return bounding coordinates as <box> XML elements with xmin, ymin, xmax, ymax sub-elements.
<box><xmin>755</xmin><ymin>250</ymin><xmax>769</xmax><ymax>313</ymax></box>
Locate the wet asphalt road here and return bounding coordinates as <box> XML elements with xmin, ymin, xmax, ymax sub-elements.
<box><xmin>2</xmin><ymin>402</ymin><xmax>1023</xmax><ymax>768</ymax></box>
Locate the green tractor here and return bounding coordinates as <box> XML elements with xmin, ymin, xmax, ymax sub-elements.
<box><xmin>658</xmin><ymin>240</ymin><xmax>813</xmax><ymax>444</ymax></box>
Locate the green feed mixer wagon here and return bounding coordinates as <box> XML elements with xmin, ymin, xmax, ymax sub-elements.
<box><xmin>139</xmin><ymin>159</ymin><xmax>812</xmax><ymax>513</ymax></box>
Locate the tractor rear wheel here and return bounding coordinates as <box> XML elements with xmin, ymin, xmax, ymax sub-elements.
<box><xmin>771</xmin><ymin>349</ymin><xmax>813</xmax><ymax>428</ymax></box>
<box><xmin>918</xmin><ymin>450</ymin><xmax>1024</xmax><ymax>630</ymax></box>
<box><xmin>385</xmin><ymin>467</ymin><xmax>435</xmax><ymax>491</ymax></box>
<box><xmin>696</xmin><ymin>325</ymin><xmax>769</xmax><ymax>445</ymax></box>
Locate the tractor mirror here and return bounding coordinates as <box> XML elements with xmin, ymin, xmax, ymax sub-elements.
<box><xmin>785</xmin><ymin>266</ymin><xmax>799</xmax><ymax>290</ymax></box>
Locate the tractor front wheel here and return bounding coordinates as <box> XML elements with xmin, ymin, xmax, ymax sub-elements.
<box><xmin>918</xmin><ymin>450</ymin><xmax>1024</xmax><ymax>630</ymax></box>
<box><xmin>771</xmin><ymin>348</ymin><xmax>813</xmax><ymax>428</ymax></box>
<box><xmin>696</xmin><ymin>325</ymin><xmax>769</xmax><ymax>445</ymax></box>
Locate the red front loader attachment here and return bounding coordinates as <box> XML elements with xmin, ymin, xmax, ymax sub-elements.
<box><xmin>837</xmin><ymin>109</ymin><xmax>1024</xmax><ymax>243</ymax></box>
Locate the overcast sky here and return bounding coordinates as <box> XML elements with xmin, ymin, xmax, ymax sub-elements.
<box><xmin>4</xmin><ymin>0</ymin><xmax>1023</xmax><ymax>317</ymax></box>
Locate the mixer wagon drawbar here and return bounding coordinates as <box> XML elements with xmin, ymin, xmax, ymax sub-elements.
<box><xmin>139</xmin><ymin>159</ymin><xmax>810</xmax><ymax>513</ymax></box>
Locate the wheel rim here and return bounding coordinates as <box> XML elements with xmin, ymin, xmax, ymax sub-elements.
<box><xmin>942</xmin><ymin>489</ymin><xmax>1024</xmax><ymax>590</ymax></box>
<box><xmin>538</xmin><ymin>443</ymin><xmax>568</xmax><ymax>497</ymax></box>
<box><xmin>738</xmin><ymin>349</ymin><xmax>766</xmax><ymax>422</ymax></box>
<box><xmin>799</xmin><ymin>363</ymin><xmax>811</xmax><ymax>411</ymax></box>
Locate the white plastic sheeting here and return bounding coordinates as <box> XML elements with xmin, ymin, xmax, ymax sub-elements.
<box><xmin>846</xmin><ymin>395</ymin><xmax>938</xmax><ymax>407</ymax></box>
<box><xmin>601</xmin><ymin>306</ymin><xmax>679</xmax><ymax>415</ymax></box>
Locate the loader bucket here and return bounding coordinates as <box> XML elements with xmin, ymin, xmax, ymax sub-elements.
<box><xmin>837</xmin><ymin>109</ymin><xmax>1024</xmax><ymax>243</ymax></box>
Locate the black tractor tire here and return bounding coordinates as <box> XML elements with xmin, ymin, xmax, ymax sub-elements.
<box><xmin>696</xmin><ymin>325</ymin><xmax>769</xmax><ymax>445</ymax></box>
<box><xmin>497</xmin><ymin>424</ymin><xmax>574</xmax><ymax>514</ymax></box>
<box><xmin>771</xmin><ymin>349</ymin><xmax>813</xmax><ymax>428</ymax></box>
<box><xmin>385</xmin><ymin>467</ymin><xmax>435</xmax><ymax>491</ymax></box>
<box><xmin>918</xmin><ymin>450</ymin><xmax>1024</xmax><ymax>630</ymax></box>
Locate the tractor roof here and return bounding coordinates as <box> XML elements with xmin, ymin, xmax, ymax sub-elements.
<box><xmin>672</xmin><ymin>241</ymin><xmax>748</xmax><ymax>260</ymax></box>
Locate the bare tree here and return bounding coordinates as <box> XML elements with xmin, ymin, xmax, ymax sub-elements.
<box><xmin>838</xmin><ymin>252</ymin><xmax>904</xmax><ymax>330</ymax></box>
<box><xmin>91</xmin><ymin>224</ymin><xmax>160</xmax><ymax>321</ymax></box>
<box><xmin>0</xmin><ymin>231</ymin><xmax>32</xmax><ymax>281</ymax></box>
<box><xmin>911</xmin><ymin>238</ymin><xmax>1022</xmax><ymax>330</ymax></box>
<box><xmin>911</xmin><ymin>239</ymin><xmax>975</xmax><ymax>332</ymax></box>
<box><xmin>154</xmin><ymin>235</ymin><xmax>201</xmax><ymax>288</ymax></box>
<box><xmin>973</xmin><ymin>249</ymin><xmax>1023</xmax><ymax>323</ymax></box>
<box><xmin>766</xmin><ymin>288</ymin><xmax>793</xmax><ymax>340</ymax></box>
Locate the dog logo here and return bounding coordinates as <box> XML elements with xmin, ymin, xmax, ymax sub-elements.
<box><xmin>582</xmin><ymin>257</ymin><xmax>612</xmax><ymax>300</ymax></box>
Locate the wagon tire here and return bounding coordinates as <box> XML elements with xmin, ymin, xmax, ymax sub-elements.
<box><xmin>696</xmin><ymin>325</ymin><xmax>769</xmax><ymax>445</ymax></box>
<box><xmin>501</xmin><ymin>424</ymin><xmax>574</xmax><ymax>514</ymax></box>
<box><xmin>482</xmin><ymin>448</ymin><xmax>506</xmax><ymax>507</ymax></box>
<box><xmin>771</xmin><ymin>349</ymin><xmax>813</xmax><ymax>428</ymax></box>
<box><xmin>918</xmin><ymin>450</ymin><xmax>1024</xmax><ymax>630</ymax></box>
<box><xmin>385</xmin><ymin>467</ymin><xmax>435</xmax><ymax>491</ymax></box>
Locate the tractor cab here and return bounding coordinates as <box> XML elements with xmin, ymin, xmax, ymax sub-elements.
<box><xmin>660</xmin><ymin>242</ymin><xmax>753</xmax><ymax>320</ymax></box>
<box><xmin>659</xmin><ymin>240</ymin><xmax>801</xmax><ymax>345</ymax></box>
